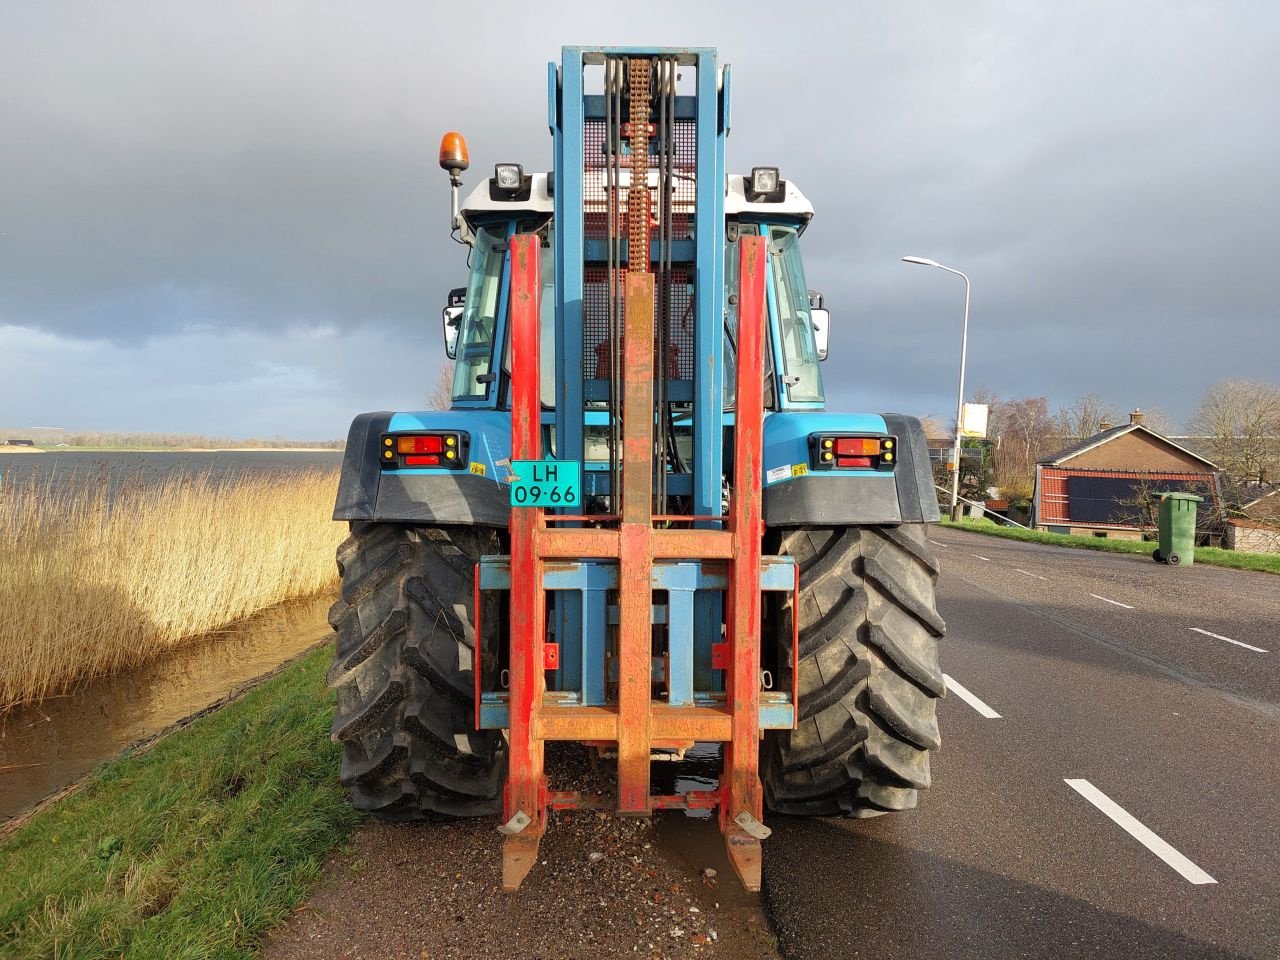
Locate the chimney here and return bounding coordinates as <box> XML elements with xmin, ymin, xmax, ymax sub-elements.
<box><xmin>1129</xmin><ymin>408</ymin><xmax>1144</xmax><ymax>425</ymax></box>
<box><xmin>1098</xmin><ymin>420</ymin><xmax>1113</xmax><ymax>431</ymax></box>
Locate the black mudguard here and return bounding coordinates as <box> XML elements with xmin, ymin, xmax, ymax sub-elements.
<box><xmin>763</xmin><ymin>413</ymin><xmax>940</xmax><ymax>526</ymax></box>
<box><xmin>333</xmin><ymin>412</ymin><xmax>509</xmax><ymax>527</ymax></box>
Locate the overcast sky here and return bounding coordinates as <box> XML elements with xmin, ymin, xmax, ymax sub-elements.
<box><xmin>2</xmin><ymin>1</ymin><xmax>1277</xmax><ymax>438</ymax></box>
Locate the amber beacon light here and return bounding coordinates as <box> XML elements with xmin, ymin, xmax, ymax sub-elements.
<box><xmin>439</xmin><ymin>131</ymin><xmax>470</xmax><ymax>179</ymax></box>
<box><xmin>439</xmin><ymin>131</ymin><xmax>470</xmax><ymax>231</ymax></box>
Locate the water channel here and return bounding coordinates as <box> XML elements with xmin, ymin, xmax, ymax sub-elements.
<box><xmin>0</xmin><ymin>450</ymin><xmax>343</xmax><ymax>491</ymax></box>
<box><xmin>0</xmin><ymin>593</ymin><xmax>334</xmax><ymax>822</ymax></box>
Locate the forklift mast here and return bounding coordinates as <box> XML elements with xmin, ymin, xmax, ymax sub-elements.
<box><xmin>550</xmin><ymin>47</ymin><xmax>728</xmax><ymax>519</ymax></box>
<box><xmin>479</xmin><ymin>48</ymin><xmax>793</xmax><ymax>891</ymax></box>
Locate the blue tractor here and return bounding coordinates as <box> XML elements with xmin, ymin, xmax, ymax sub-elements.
<box><xmin>329</xmin><ymin>47</ymin><xmax>943</xmax><ymax>890</ymax></box>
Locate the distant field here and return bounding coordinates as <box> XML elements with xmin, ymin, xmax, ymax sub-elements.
<box><xmin>0</xmin><ymin>429</ymin><xmax>343</xmax><ymax>452</ymax></box>
<box><xmin>35</xmin><ymin>446</ymin><xmax>343</xmax><ymax>452</ymax></box>
<box><xmin>0</xmin><ymin>449</ymin><xmax>344</xmax><ymax>491</ymax></box>
<box><xmin>0</xmin><ymin>466</ymin><xmax>346</xmax><ymax>707</ymax></box>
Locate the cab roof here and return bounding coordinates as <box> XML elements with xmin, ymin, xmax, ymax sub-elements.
<box><xmin>459</xmin><ymin>172</ymin><xmax>813</xmax><ymax>229</ymax></box>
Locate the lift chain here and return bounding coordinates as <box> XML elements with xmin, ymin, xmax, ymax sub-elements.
<box><xmin>627</xmin><ymin>57</ymin><xmax>650</xmax><ymax>276</ymax></box>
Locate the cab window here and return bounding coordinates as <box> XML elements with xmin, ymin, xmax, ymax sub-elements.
<box><xmin>769</xmin><ymin>225</ymin><xmax>824</xmax><ymax>403</ymax></box>
<box><xmin>452</xmin><ymin>224</ymin><xmax>508</xmax><ymax>400</ymax></box>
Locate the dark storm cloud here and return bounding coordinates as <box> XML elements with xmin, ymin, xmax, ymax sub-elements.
<box><xmin>1</xmin><ymin>0</ymin><xmax>1277</xmax><ymax>435</ymax></box>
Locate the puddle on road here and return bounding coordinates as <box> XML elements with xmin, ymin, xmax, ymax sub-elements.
<box><xmin>650</xmin><ymin>743</ymin><xmax>775</xmax><ymax>952</ymax></box>
<box><xmin>0</xmin><ymin>593</ymin><xmax>335</xmax><ymax>822</ymax></box>
<box><xmin>651</xmin><ymin>740</ymin><xmax>722</xmax><ymax>818</ymax></box>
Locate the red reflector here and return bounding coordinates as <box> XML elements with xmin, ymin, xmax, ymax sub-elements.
<box><xmin>836</xmin><ymin>456</ymin><xmax>873</xmax><ymax>468</ymax></box>
<box><xmin>835</xmin><ymin>437</ymin><xmax>880</xmax><ymax>456</ymax></box>
<box><xmin>404</xmin><ymin>454</ymin><xmax>442</xmax><ymax>466</ymax></box>
<box><xmin>397</xmin><ymin>434</ymin><xmax>445</xmax><ymax>454</ymax></box>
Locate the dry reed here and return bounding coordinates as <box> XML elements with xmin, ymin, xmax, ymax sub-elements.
<box><xmin>0</xmin><ymin>467</ymin><xmax>345</xmax><ymax>707</ymax></box>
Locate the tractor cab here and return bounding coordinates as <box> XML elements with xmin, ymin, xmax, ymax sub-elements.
<box><xmin>444</xmin><ymin>163</ymin><xmax>826</xmax><ymax>416</ymax></box>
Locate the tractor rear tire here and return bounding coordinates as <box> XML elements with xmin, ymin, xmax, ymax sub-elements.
<box><xmin>762</xmin><ymin>524</ymin><xmax>945</xmax><ymax>818</ymax></box>
<box><xmin>327</xmin><ymin>522</ymin><xmax>506</xmax><ymax>818</ymax></box>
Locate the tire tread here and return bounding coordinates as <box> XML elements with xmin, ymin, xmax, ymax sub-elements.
<box><xmin>763</xmin><ymin>524</ymin><xmax>944</xmax><ymax>817</ymax></box>
<box><xmin>329</xmin><ymin>524</ymin><xmax>506</xmax><ymax>818</ymax></box>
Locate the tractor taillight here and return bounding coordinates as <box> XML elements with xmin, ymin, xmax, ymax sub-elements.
<box><xmin>835</xmin><ymin>437</ymin><xmax>880</xmax><ymax>457</ymax></box>
<box><xmin>382</xmin><ymin>432</ymin><xmax>468</xmax><ymax>470</ymax></box>
<box><xmin>397</xmin><ymin>435</ymin><xmax>445</xmax><ymax>454</ymax></box>
<box><xmin>811</xmin><ymin>434</ymin><xmax>897</xmax><ymax>472</ymax></box>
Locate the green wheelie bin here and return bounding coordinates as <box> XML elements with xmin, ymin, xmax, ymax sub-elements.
<box><xmin>1152</xmin><ymin>491</ymin><xmax>1203</xmax><ymax>566</ymax></box>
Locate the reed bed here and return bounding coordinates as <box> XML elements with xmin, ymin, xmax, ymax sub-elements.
<box><xmin>0</xmin><ymin>467</ymin><xmax>345</xmax><ymax>707</ymax></box>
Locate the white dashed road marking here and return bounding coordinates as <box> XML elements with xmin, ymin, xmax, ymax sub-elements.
<box><xmin>942</xmin><ymin>674</ymin><xmax>1002</xmax><ymax>719</ymax></box>
<box><xmin>1013</xmin><ymin>568</ymin><xmax>1048</xmax><ymax>580</ymax></box>
<box><xmin>928</xmin><ymin>539</ymin><xmax>947</xmax><ymax>547</ymax></box>
<box><xmin>1190</xmin><ymin>627</ymin><xmax>1268</xmax><ymax>653</ymax></box>
<box><xmin>1089</xmin><ymin>593</ymin><xmax>1134</xmax><ymax>609</ymax></box>
<box><xmin>972</xmin><ymin>554</ymin><xmax>992</xmax><ymax>561</ymax></box>
<box><xmin>1064</xmin><ymin>779</ymin><xmax>1217</xmax><ymax>885</ymax></box>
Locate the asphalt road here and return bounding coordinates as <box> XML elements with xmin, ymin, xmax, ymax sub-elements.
<box><xmin>764</xmin><ymin>527</ymin><xmax>1280</xmax><ymax>960</ymax></box>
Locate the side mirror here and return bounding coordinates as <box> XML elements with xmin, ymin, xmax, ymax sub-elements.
<box><xmin>442</xmin><ymin>286</ymin><xmax>466</xmax><ymax>359</ymax></box>
<box><xmin>807</xmin><ymin>290</ymin><xmax>829</xmax><ymax>361</ymax></box>
<box><xmin>810</xmin><ymin>307</ymin><xmax>830</xmax><ymax>361</ymax></box>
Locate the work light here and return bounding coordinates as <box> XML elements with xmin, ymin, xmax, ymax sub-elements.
<box><xmin>494</xmin><ymin>163</ymin><xmax>524</xmax><ymax>191</ymax></box>
<box><xmin>750</xmin><ymin>167</ymin><xmax>780</xmax><ymax>195</ymax></box>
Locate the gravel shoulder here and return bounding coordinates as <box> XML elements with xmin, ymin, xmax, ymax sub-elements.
<box><xmin>261</xmin><ymin>746</ymin><xmax>780</xmax><ymax>960</ymax></box>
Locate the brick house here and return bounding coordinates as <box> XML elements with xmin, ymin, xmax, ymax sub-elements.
<box><xmin>1032</xmin><ymin>410</ymin><xmax>1220</xmax><ymax>540</ymax></box>
<box><xmin>1241</xmin><ymin>487</ymin><xmax>1280</xmax><ymax>521</ymax></box>
<box><xmin>1223</xmin><ymin>487</ymin><xmax>1280</xmax><ymax>554</ymax></box>
<box><xmin>1224</xmin><ymin>520</ymin><xmax>1280</xmax><ymax>554</ymax></box>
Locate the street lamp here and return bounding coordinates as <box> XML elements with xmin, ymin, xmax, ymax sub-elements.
<box><xmin>902</xmin><ymin>256</ymin><xmax>971</xmax><ymax>520</ymax></box>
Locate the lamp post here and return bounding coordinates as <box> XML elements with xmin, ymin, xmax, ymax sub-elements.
<box><xmin>902</xmin><ymin>256</ymin><xmax>971</xmax><ymax>520</ymax></box>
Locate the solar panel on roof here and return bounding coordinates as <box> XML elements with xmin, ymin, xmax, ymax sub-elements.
<box><xmin>1066</xmin><ymin>476</ymin><xmax>1211</xmax><ymax>524</ymax></box>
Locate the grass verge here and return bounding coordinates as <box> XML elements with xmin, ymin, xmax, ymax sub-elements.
<box><xmin>0</xmin><ymin>467</ymin><xmax>345</xmax><ymax>707</ymax></box>
<box><xmin>940</xmin><ymin>518</ymin><xmax>1280</xmax><ymax>574</ymax></box>
<box><xmin>0</xmin><ymin>642</ymin><xmax>358</xmax><ymax>959</ymax></box>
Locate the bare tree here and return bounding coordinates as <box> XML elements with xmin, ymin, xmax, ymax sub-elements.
<box><xmin>427</xmin><ymin>362</ymin><xmax>454</xmax><ymax>411</ymax></box>
<box><xmin>1053</xmin><ymin>393</ymin><xmax>1119</xmax><ymax>441</ymax></box>
<box><xmin>917</xmin><ymin>415</ymin><xmax>951</xmax><ymax>509</ymax></box>
<box><xmin>965</xmin><ymin>390</ymin><xmax>1054</xmax><ymax>502</ymax></box>
<box><xmin>918</xmin><ymin>416</ymin><xmax>949</xmax><ymax>440</ymax></box>
<box><xmin>1113</xmin><ymin>476</ymin><xmax>1220</xmax><ymax>542</ymax></box>
<box><xmin>989</xmin><ymin>395</ymin><xmax>1053</xmax><ymax>501</ymax></box>
<box><xmin>917</xmin><ymin>390</ymin><xmax>1055</xmax><ymax>504</ymax></box>
<box><xmin>1186</xmin><ymin>379</ymin><xmax>1280</xmax><ymax>483</ymax></box>
<box><xmin>1134</xmin><ymin>406</ymin><xmax>1176</xmax><ymax>436</ymax></box>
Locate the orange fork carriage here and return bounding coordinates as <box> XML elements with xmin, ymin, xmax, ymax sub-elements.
<box><xmin>487</xmin><ymin>231</ymin><xmax>793</xmax><ymax>892</ymax></box>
